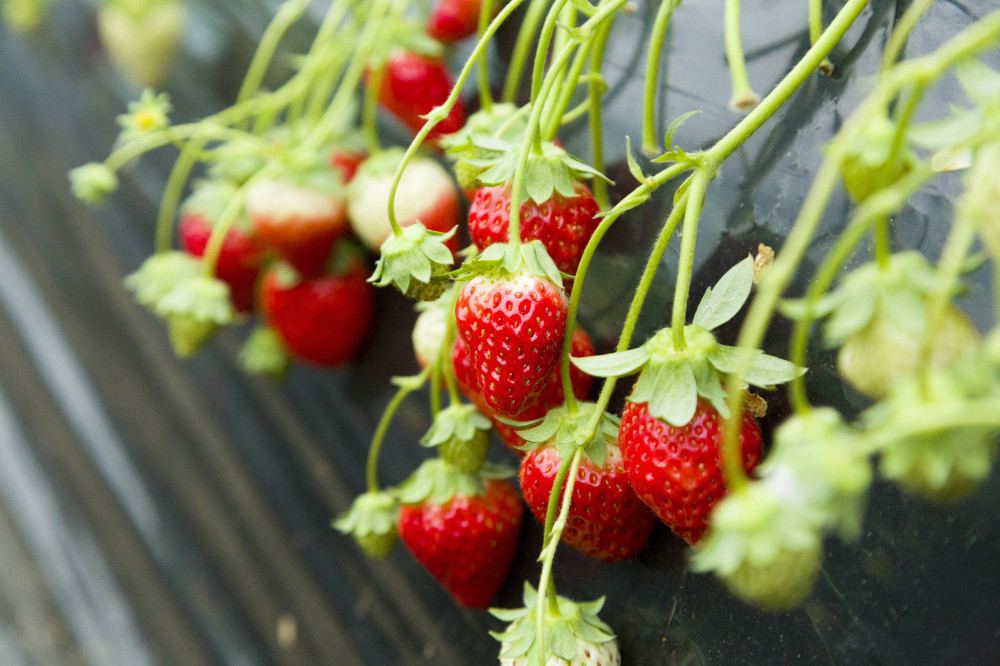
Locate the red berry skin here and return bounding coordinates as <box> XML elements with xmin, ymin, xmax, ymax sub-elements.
<box><xmin>377</xmin><ymin>50</ymin><xmax>466</xmax><ymax>144</ymax></box>
<box><xmin>452</xmin><ymin>329</ymin><xmax>594</xmax><ymax>454</ymax></box>
<box><xmin>261</xmin><ymin>263</ymin><xmax>375</xmax><ymax>366</ymax></box>
<box><xmin>427</xmin><ymin>0</ymin><xmax>488</xmax><ymax>43</ymax></box>
<box><xmin>397</xmin><ymin>479</ymin><xmax>523</xmax><ymax>608</ymax></box>
<box><xmin>468</xmin><ymin>183</ymin><xmax>601</xmax><ymax>276</ymax></box>
<box><xmin>455</xmin><ymin>273</ymin><xmax>568</xmax><ymax>419</ymax></box>
<box><xmin>329</xmin><ymin>148</ymin><xmax>366</xmax><ymax>184</ymax></box>
<box><xmin>619</xmin><ymin>399</ymin><xmax>763</xmax><ymax>545</ymax></box>
<box><xmin>178</xmin><ymin>213</ymin><xmax>262</xmax><ymax>313</ymax></box>
<box><xmin>520</xmin><ymin>443</ymin><xmax>656</xmax><ymax>562</ymax></box>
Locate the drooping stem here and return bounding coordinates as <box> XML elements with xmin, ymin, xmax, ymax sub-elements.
<box><xmin>671</xmin><ymin>168</ymin><xmax>710</xmax><ymax>349</ymax></box>
<box><xmin>587</xmin><ymin>20</ymin><xmax>613</xmax><ymax>209</ymax></box>
<box><xmin>502</xmin><ymin>0</ymin><xmax>554</xmax><ymax>103</ymax></box>
<box><xmin>154</xmin><ymin>138</ymin><xmax>206</xmax><ymax>254</ymax></box>
<box><xmin>642</xmin><ymin>0</ymin><xmax>679</xmax><ymax>155</ymax></box>
<box><xmin>366</xmin><ymin>370</ymin><xmax>430</xmax><ymax>492</ymax></box>
<box><xmin>477</xmin><ymin>0</ymin><xmax>498</xmax><ymax>112</ymax></box>
<box><xmin>724</xmin><ymin>0</ymin><xmax>757</xmax><ymax>110</ymax></box>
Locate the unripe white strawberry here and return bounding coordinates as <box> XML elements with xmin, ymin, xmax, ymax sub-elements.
<box><xmin>499</xmin><ymin>636</ymin><xmax>621</xmax><ymax>666</ymax></box>
<box><xmin>412</xmin><ymin>304</ymin><xmax>449</xmax><ymax>369</ymax></box>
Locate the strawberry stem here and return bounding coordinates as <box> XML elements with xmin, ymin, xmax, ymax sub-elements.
<box><xmin>808</xmin><ymin>0</ymin><xmax>833</xmax><ymax>74</ymax></box>
<box><xmin>587</xmin><ymin>21</ymin><xmax>613</xmax><ymax>210</ymax></box>
<box><xmin>670</xmin><ymin>168</ymin><xmax>709</xmax><ymax>350</ymax></box>
<box><xmin>880</xmin><ymin>0</ymin><xmax>937</xmax><ymax>71</ymax></box>
<box><xmin>154</xmin><ymin>139</ymin><xmax>206</xmax><ymax>254</ymax></box>
<box><xmin>366</xmin><ymin>368</ymin><xmax>431</xmax><ymax>493</ymax></box>
<box><xmin>477</xmin><ymin>0</ymin><xmax>498</xmax><ymax>113</ymax></box>
<box><xmin>501</xmin><ymin>0</ymin><xmax>551</xmax><ymax>103</ymax></box>
<box><xmin>641</xmin><ymin>0</ymin><xmax>681</xmax><ymax>156</ymax></box>
<box><xmin>724</xmin><ymin>0</ymin><xmax>758</xmax><ymax>111</ymax></box>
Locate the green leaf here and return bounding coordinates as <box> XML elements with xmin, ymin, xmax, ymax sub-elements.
<box><xmin>570</xmin><ymin>347</ymin><xmax>650</xmax><ymax>377</ymax></box>
<box><xmin>692</xmin><ymin>255</ymin><xmax>754</xmax><ymax>330</ymax></box>
<box><xmin>907</xmin><ymin>106</ymin><xmax>983</xmax><ymax>150</ymax></box>
<box><xmin>665</xmin><ymin>110</ymin><xmax>700</xmax><ymax>150</ymax></box>
<box><xmin>631</xmin><ymin>360</ymin><xmax>697</xmax><ymax>426</ymax></box>
<box><xmin>823</xmin><ymin>287</ymin><xmax>878</xmax><ymax>345</ymax></box>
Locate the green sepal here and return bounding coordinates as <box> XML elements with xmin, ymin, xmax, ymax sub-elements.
<box><xmin>332</xmin><ymin>491</ymin><xmax>399</xmax><ymax>559</ymax></box>
<box><xmin>181</xmin><ymin>178</ymin><xmax>252</xmax><ymax>231</ymax></box>
<box><xmin>454</xmin><ymin>241</ymin><xmax>563</xmax><ymax>287</ymax></box>
<box><xmin>69</xmin><ymin>162</ymin><xmax>119</xmax><ymax>205</ymax></box>
<box><xmin>515</xmin><ymin>403</ymin><xmax>617</xmax><ymax>467</ymax></box>
<box><xmin>707</xmin><ymin>344</ymin><xmax>807</xmax><ymax>390</ymax></box>
<box><xmin>166</xmin><ymin>315</ymin><xmax>217</xmax><ymax>358</ymax></box>
<box><xmin>369</xmin><ymin>222</ymin><xmax>455</xmax><ymax>300</ymax></box>
<box><xmin>489</xmin><ymin>583</ymin><xmax>616</xmax><ymax>661</ymax></box>
<box><xmin>394</xmin><ymin>459</ymin><xmax>514</xmax><ymax>506</ymax></box>
<box><xmin>153</xmin><ymin>275</ymin><xmax>235</xmax><ymax>325</ymax></box>
<box><xmin>239</xmin><ymin>326</ymin><xmax>290</xmax><ymax>377</ymax></box>
<box><xmin>421</xmin><ymin>403</ymin><xmax>493</xmax><ymax>447</ymax></box>
<box><xmin>474</xmin><ymin>140</ymin><xmax>610</xmax><ymax>204</ymax></box>
<box><xmin>692</xmin><ymin>255</ymin><xmax>754</xmax><ymax>331</ymax></box>
<box><xmin>631</xmin><ymin>358</ymin><xmax>698</xmax><ymax>427</ymax></box>
<box><xmin>124</xmin><ymin>252</ymin><xmax>201</xmax><ymax>309</ymax></box>
<box><xmin>624</xmin><ymin>136</ymin><xmax>651</xmax><ymax>186</ymax></box>
<box><xmin>570</xmin><ymin>346</ymin><xmax>650</xmax><ymax>378</ymax></box>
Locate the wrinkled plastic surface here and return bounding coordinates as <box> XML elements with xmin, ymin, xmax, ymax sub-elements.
<box><xmin>0</xmin><ymin>1</ymin><xmax>998</xmax><ymax>664</ymax></box>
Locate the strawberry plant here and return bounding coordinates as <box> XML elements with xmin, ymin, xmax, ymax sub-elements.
<box><xmin>65</xmin><ymin>0</ymin><xmax>1000</xmax><ymax>662</ymax></box>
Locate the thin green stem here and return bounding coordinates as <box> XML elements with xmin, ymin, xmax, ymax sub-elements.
<box><xmin>234</xmin><ymin>0</ymin><xmax>311</xmax><ymax>130</ymax></box>
<box><xmin>809</xmin><ymin>0</ymin><xmax>823</xmax><ymax>44</ymax></box>
<box><xmin>724</xmin><ymin>0</ymin><xmax>757</xmax><ymax>110</ymax></box>
<box><xmin>154</xmin><ymin>139</ymin><xmax>206</xmax><ymax>254</ymax></box>
<box><xmin>642</xmin><ymin>0</ymin><xmax>679</xmax><ymax>155</ymax></box>
<box><xmin>587</xmin><ymin>22</ymin><xmax>613</xmax><ymax>209</ymax></box>
<box><xmin>874</xmin><ymin>214</ymin><xmax>891</xmax><ymax>268</ymax></box>
<box><xmin>881</xmin><ymin>0</ymin><xmax>938</xmax><ymax>71</ymax></box>
<box><xmin>671</xmin><ymin>168</ymin><xmax>710</xmax><ymax>349</ymax></box>
<box><xmin>477</xmin><ymin>0</ymin><xmax>498</xmax><ymax>112</ymax></box>
<box><xmin>287</xmin><ymin>0</ymin><xmax>356</xmax><ymax>128</ymax></box>
<box><xmin>366</xmin><ymin>370</ymin><xmax>430</xmax><ymax>492</ymax></box>
<box><xmin>542</xmin><ymin>37</ymin><xmax>594</xmax><ymax>140</ymax></box>
<box><xmin>502</xmin><ymin>0</ymin><xmax>553</xmax><ymax>103</ymax></box>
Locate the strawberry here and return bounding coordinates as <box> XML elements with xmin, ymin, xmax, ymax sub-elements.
<box><xmin>618</xmin><ymin>398</ymin><xmax>762</xmax><ymax>545</ymax></box>
<box><xmin>178</xmin><ymin>180</ymin><xmax>262</xmax><ymax>313</ymax></box>
<box><xmin>469</xmin><ymin>182</ymin><xmax>601</xmax><ymax>276</ymax></box>
<box><xmin>412</xmin><ymin>299</ymin><xmax>451</xmax><ymax>370</ymax></box>
<box><xmin>453</xmin><ymin>327</ymin><xmax>594</xmax><ymax>453</ymax></box>
<box><xmin>455</xmin><ymin>265</ymin><xmax>568</xmax><ymax>419</ymax></box>
<box><xmin>97</xmin><ymin>0</ymin><xmax>186</xmax><ymax>88</ymax></box>
<box><xmin>375</xmin><ymin>48</ymin><xmax>466</xmax><ymax>144</ymax></box>
<box><xmin>329</xmin><ymin>147</ymin><xmax>366</xmax><ymax>184</ymax></box>
<box><xmin>347</xmin><ymin>148</ymin><xmax>460</xmax><ymax>254</ymax></box>
<box><xmin>260</xmin><ymin>242</ymin><xmax>375</xmax><ymax>366</ymax></box>
<box><xmin>520</xmin><ymin>434</ymin><xmax>655</xmax><ymax>562</ymax></box>
<box><xmin>246</xmin><ymin>160</ymin><xmax>349</xmax><ymax>278</ymax></box>
<box><xmin>427</xmin><ymin>0</ymin><xmax>495</xmax><ymax>44</ymax></box>
<box><xmin>396</xmin><ymin>460</ymin><xmax>523</xmax><ymax>608</ymax></box>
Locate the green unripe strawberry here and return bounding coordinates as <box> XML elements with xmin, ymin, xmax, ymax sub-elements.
<box><xmin>421</xmin><ymin>404</ymin><xmax>493</xmax><ymax>474</ymax></box>
<box><xmin>721</xmin><ymin>538</ymin><xmax>822</xmax><ymax>612</ymax></box>
<box><xmin>840</xmin><ymin>115</ymin><xmax>915</xmax><ymax>203</ymax></box>
<box><xmin>334</xmin><ymin>491</ymin><xmax>400</xmax><ymax>560</ymax></box>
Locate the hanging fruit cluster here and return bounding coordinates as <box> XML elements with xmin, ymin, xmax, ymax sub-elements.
<box><xmin>58</xmin><ymin>0</ymin><xmax>1000</xmax><ymax>662</ymax></box>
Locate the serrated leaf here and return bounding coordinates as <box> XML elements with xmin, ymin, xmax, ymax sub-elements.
<box><xmin>632</xmin><ymin>360</ymin><xmax>697</xmax><ymax>426</ymax></box>
<box><xmin>693</xmin><ymin>255</ymin><xmax>754</xmax><ymax>330</ymax></box>
<box><xmin>549</xmin><ymin>623</ymin><xmax>578</xmax><ymax>660</ymax></box>
<box><xmin>570</xmin><ymin>347</ymin><xmax>650</xmax><ymax>377</ymax></box>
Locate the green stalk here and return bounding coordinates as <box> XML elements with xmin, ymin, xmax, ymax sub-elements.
<box><xmin>233</xmin><ymin>0</ymin><xmax>312</xmax><ymax>130</ymax></box>
<box><xmin>502</xmin><ymin>0</ymin><xmax>554</xmax><ymax>103</ymax></box>
<box><xmin>881</xmin><ymin>0</ymin><xmax>938</xmax><ymax>71</ymax></box>
<box><xmin>287</xmin><ymin>0</ymin><xmax>356</xmax><ymax>127</ymax></box>
<box><xmin>366</xmin><ymin>369</ymin><xmax>431</xmax><ymax>492</ymax></box>
<box><xmin>154</xmin><ymin>138</ymin><xmax>206</xmax><ymax>254</ymax></box>
<box><xmin>808</xmin><ymin>0</ymin><xmax>833</xmax><ymax>74</ymax></box>
<box><xmin>587</xmin><ymin>21</ymin><xmax>614</xmax><ymax>209</ymax></box>
<box><xmin>477</xmin><ymin>0</ymin><xmax>498</xmax><ymax>112</ymax></box>
<box><xmin>642</xmin><ymin>0</ymin><xmax>679</xmax><ymax>155</ymax></box>
<box><xmin>670</xmin><ymin>168</ymin><xmax>709</xmax><ymax>349</ymax></box>
<box><xmin>542</xmin><ymin>37</ymin><xmax>594</xmax><ymax>140</ymax></box>
<box><xmin>724</xmin><ymin>0</ymin><xmax>757</xmax><ymax>110</ymax></box>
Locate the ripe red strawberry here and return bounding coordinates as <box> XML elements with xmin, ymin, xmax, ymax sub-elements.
<box><xmin>468</xmin><ymin>183</ymin><xmax>601</xmax><ymax>276</ymax></box>
<box><xmin>520</xmin><ymin>441</ymin><xmax>655</xmax><ymax>562</ymax></box>
<box><xmin>178</xmin><ymin>181</ymin><xmax>262</xmax><ymax>314</ymax></box>
<box><xmin>347</xmin><ymin>149</ymin><xmax>460</xmax><ymax>253</ymax></box>
<box><xmin>427</xmin><ymin>0</ymin><xmax>494</xmax><ymax>43</ymax></box>
<box><xmin>455</xmin><ymin>272</ymin><xmax>568</xmax><ymax>419</ymax></box>
<box><xmin>246</xmin><ymin>165</ymin><xmax>349</xmax><ymax>277</ymax></box>
<box><xmin>453</xmin><ymin>328</ymin><xmax>594</xmax><ymax>453</ymax></box>
<box><xmin>619</xmin><ymin>399</ymin><xmax>763</xmax><ymax>545</ymax></box>
<box><xmin>375</xmin><ymin>49</ymin><xmax>466</xmax><ymax>144</ymax></box>
<box><xmin>398</xmin><ymin>474</ymin><xmax>523</xmax><ymax>608</ymax></box>
<box><xmin>260</xmin><ymin>244</ymin><xmax>375</xmax><ymax>366</ymax></box>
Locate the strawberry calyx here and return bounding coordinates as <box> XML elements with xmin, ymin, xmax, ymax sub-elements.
<box><xmin>333</xmin><ymin>490</ymin><xmax>400</xmax><ymax>559</ymax></box>
<box><xmin>369</xmin><ymin>222</ymin><xmax>456</xmax><ymax>301</ymax></box>
<box><xmin>473</xmin><ymin>139</ymin><xmax>610</xmax><ymax>206</ymax></box>
<box><xmin>125</xmin><ymin>251</ymin><xmax>201</xmax><ymax>308</ymax></box>
<box><xmin>420</xmin><ymin>404</ymin><xmax>494</xmax><ymax>473</ymax></box>
<box><xmin>759</xmin><ymin>408</ymin><xmax>871</xmax><ymax>540</ymax></box>
<box><xmin>574</xmin><ymin>255</ymin><xmax>804</xmax><ymax>426</ymax></box>
<box><xmin>514</xmin><ymin>402</ymin><xmax>620</xmax><ymax>467</ymax></box>
<box><xmin>689</xmin><ymin>476</ymin><xmax>824</xmax><ymax>612</ymax></box>
<box><xmin>69</xmin><ymin>162</ymin><xmax>119</xmax><ymax>205</ymax></box>
<box><xmin>840</xmin><ymin>114</ymin><xmax>916</xmax><ymax>203</ymax></box>
<box><xmin>455</xmin><ymin>240</ymin><xmax>564</xmax><ymax>287</ymax></box>
<box><xmin>439</xmin><ymin>103</ymin><xmax>528</xmax><ymax>191</ymax></box>
<box><xmin>490</xmin><ymin>583</ymin><xmax>618</xmax><ymax>664</ymax></box>
<box><xmin>239</xmin><ymin>325</ymin><xmax>291</xmax><ymax>377</ymax></box>
<box><xmin>395</xmin><ymin>458</ymin><xmax>514</xmax><ymax>507</ymax></box>
<box><xmin>863</xmin><ymin>358</ymin><xmax>1000</xmax><ymax>502</ymax></box>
